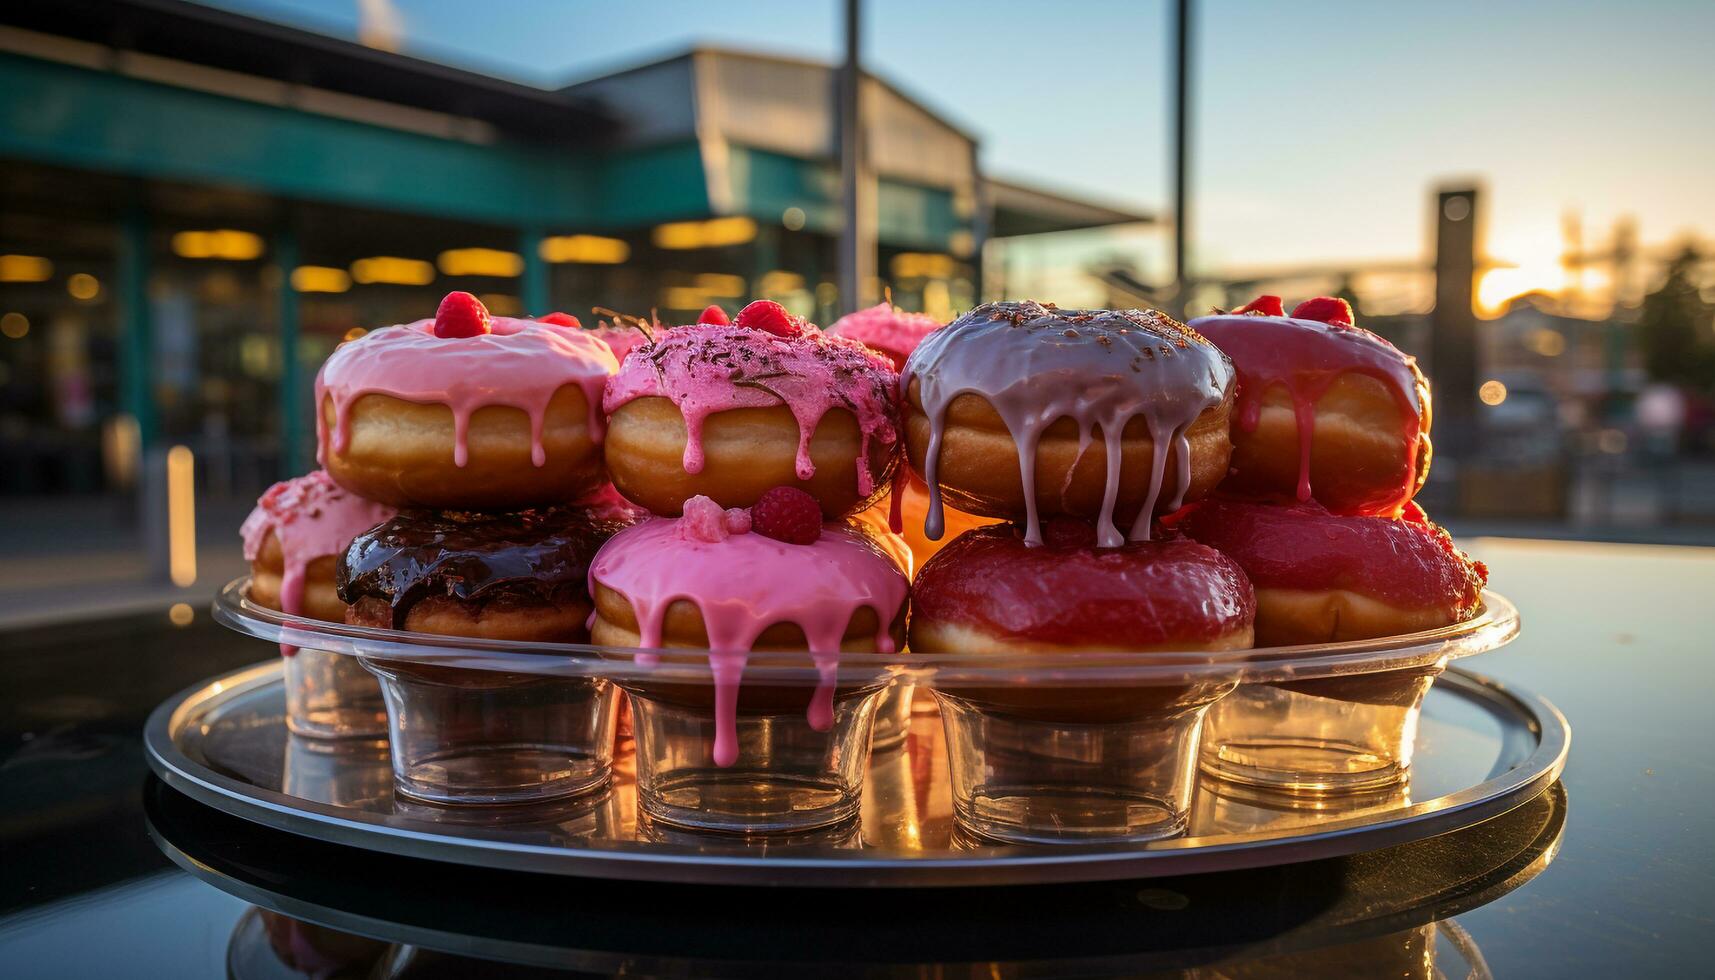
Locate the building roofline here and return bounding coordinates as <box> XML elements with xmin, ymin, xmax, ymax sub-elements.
<box><xmin>0</xmin><ymin>0</ymin><xmax>612</xmax><ymax>140</ymax></box>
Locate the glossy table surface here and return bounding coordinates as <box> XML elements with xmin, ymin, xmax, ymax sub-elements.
<box><xmin>0</xmin><ymin>537</ymin><xmax>1710</xmax><ymax>978</ymax></box>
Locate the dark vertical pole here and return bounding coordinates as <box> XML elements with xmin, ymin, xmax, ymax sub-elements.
<box><xmin>837</xmin><ymin>0</ymin><xmax>874</xmax><ymax>315</ymax></box>
<box><xmin>1432</xmin><ymin>186</ymin><xmax>1480</xmax><ymax>459</ymax></box>
<box><xmin>119</xmin><ymin>205</ymin><xmax>156</xmax><ymax>449</ymax></box>
<box><xmin>520</xmin><ymin>225</ymin><xmax>549</xmax><ymax>316</ymax></box>
<box><xmin>1171</xmin><ymin>0</ymin><xmax>1192</xmax><ymax>317</ymax></box>
<box><xmin>275</xmin><ymin>226</ymin><xmax>303</xmax><ymax>477</ymax></box>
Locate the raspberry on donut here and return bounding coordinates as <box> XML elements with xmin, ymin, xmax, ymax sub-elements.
<box><xmin>1190</xmin><ymin>302</ymin><xmax>1431</xmax><ymax>516</ymax></box>
<box><xmin>602</xmin><ymin>320</ymin><xmax>901</xmax><ymax>519</ymax></box>
<box><xmin>1176</xmin><ymin>498</ymin><xmax>1486</xmax><ymax>645</ymax></box>
<box><xmin>902</xmin><ymin>301</ymin><xmax>1235</xmax><ymax>549</ymax></box>
<box><xmin>241</xmin><ymin>470</ymin><xmax>394</xmax><ymax>649</ymax></box>
<box><xmin>316</xmin><ymin>295</ymin><xmax>619</xmax><ymax>510</ymax></box>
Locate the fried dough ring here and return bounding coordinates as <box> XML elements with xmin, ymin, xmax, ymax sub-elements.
<box><xmin>903</xmin><ymin>379</ymin><xmax>1232</xmax><ymax>528</ymax></box>
<box><xmin>604</xmin><ymin>397</ymin><xmax>895</xmax><ymax>518</ymax></box>
<box><xmin>321</xmin><ymin>385</ymin><xmax>604</xmax><ymax>510</ymax></box>
<box><xmin>247</xmin><ymin>530</ymin><xmax>345</xmax><ymax>622</ymax></box>
<box><xmin>1226</xmin><ymin>373</ymin><xmax>1432</xmax><ymax>515</ymax></box>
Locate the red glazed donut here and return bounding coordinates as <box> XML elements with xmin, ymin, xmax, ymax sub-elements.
<box><xmin>1189</xmin><ymin>299</ymin><xmax>1431</xmax><ymax>516</ymax></box>
<box><xmin>1175</xmin><ymin>498</ymin><xmax>1486</xmax><ymax>646</ymax></box>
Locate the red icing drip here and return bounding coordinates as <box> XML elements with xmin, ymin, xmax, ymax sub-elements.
<box><xmin>1177</xmin><ymin>499</ymin><xmax>1487</xmax><ymax>613</ymax></box>
<box><xmin>912</xmin><ymin>520</ymin><xmax>1255</xmax><ymax>648</ymax></box>
<box><xmin>1190</xmin><ymin>313</ymin><xmax>1424</xmax><ymax>514</ymax></box>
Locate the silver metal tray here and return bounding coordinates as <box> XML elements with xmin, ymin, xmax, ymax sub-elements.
<box><xmin>144</xmin><ymin>661</ymin><xmax>1567</xmax><ymax>887</ymax></box>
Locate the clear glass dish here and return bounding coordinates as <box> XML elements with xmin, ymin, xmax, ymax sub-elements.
<box><xmin>213</xmin><ymin>578</ymin><xmax>1519</xmax><ymax>840</ymax></box>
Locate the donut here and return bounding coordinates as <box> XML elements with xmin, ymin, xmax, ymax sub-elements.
<box><xmin>602</xmin><ymin>300</ymin><xmax>901</xmax><ymax>519</ymax></box>
<box><xmin>1189</xmin><ymin>296</ymin><xmax>1431</xmax><ymax>516</ymax></box>
<box><xmin>316</xmin><ymin>292</ymin><xmax>617</xmax><ymax>511</ymax></box>
<box><xmin>240</xmin><ymin>470</ymin><xmax>394</xmax><ymax>650</ymax></box>
<box><xmin>338</xmin><ymin>505</ymin><xmax>628</xmax><ymax>643</ymax></box>
<box><xmin>902</xmin><ymin>301</ymin><xmax>1235</xmax><ymax>548</ymax></box>
<box><xmin>910</xmin><ymin>518</ymin><xmax>1254</xmax><ymax>720</ymax></box>
<box><xmin>825</xmin><ymin>302</ymin><xmax>944</xmax><ymax>370</ymax></box>
<box><xmin>1174</xmin><ymin>498</ymin><xmax>1486</xmax><ymax>646</ymax></box>
<box><xmin>589</xmin><ymin>493</ymin><xmax>909</xmax><ymax>766</ymax></box>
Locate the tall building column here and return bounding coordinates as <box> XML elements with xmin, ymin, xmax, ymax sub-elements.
<box><xmin>275</xmin><ymin>226</ymin><xmax>304</xmax><ymax>476</ymax></box>
<box><xmin>520</xmin><ymin>226</ymin><xmax>548</xmax><ymax>316</ymax></box>
<box><xmin>118</xmin><ymin>206</ymin><xmax>157</xmax><ymax>449</ymax></box>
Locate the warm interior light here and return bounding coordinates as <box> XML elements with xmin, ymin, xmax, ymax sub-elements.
<box><xmin>438</xmin><ymin>248</ymin><xmax>524</xmax><ymax>277</ymax></box>
<box><xmin>1479</xmin><ymin>380</ymin><xmax>1508</xmax><ymax>406</ymax></box>
<box><xmin>172</xmin><ymin>230</ymin><xmax>265</xmax><ymax>261</ymax></box>
<box><xmin>652</xmin><ymin>217</ymin><xmax>758</xmax><ymax>250</ymax></box>
<box><xmin>1527</xmin><ymin>328</ymin><xmax>1567</xmax><ymax>357</ymax></box>
<box><xmin>694</xmin><ymin>273</ymin><xmax>747</xmax><ymax>297</ymax></box>
<box><xmin>67</xmin><ymin>273</ymin><xmax>101</xmax><ymax>300</ymax></box>
<box><xmin>0</xmin><ymin>255</ymin><xmax>53</xmax><ymax>282</ymax></box>
<box><xmin>167</xmin><ymin>445</ymin><xmax>198</xmax><ymax>587</ymax></box>
<box><xmin>660</xmin><ymin>286</ymin><xmax>711</xmax><ymax>310</ymax></box>
<box><xmin>757</xmin><ymin>270</ymin><xmax>805</xmax><ymax>295</ymax></box>
<box><xmin>341</xmin><ymin>327</ymin><xmax>368</xmax><ymax>343</ymax></box>
<box><xmin>169</xmin><ymin>603</ymin><xmax>194</xmax><ymax>626</ymax></box>
<box><xmin>291</xmin><ymin>266</ymin><xmax>352</xmax><ymax>293</ymax></box>
<box><xmin>781</xmin><ymin>207</ymin><xmax>807</xmax><ymax>231</ymax></box>
<box><xmin>1</xmin><ymin>312</ymin><xmax>27</xmax><ymax>339</ymax></box>
<box><xmin>350</xmin><ymin>257</ymin><xmax>436</xmax><ymax>285</ymax></box>
<box><xmin>478</xmin><ymin>293</ymin><xmax>522</xmax><ymax>316</ymax></box>
<box><xmin>892</xmin><ymin>253</ymin><xmax>957</xmax><ymax>279</ymax></box>
<box><xmin>539</xmin><ymin>235</ymin><xmax>629</xmax><ymax>264</ymax></box>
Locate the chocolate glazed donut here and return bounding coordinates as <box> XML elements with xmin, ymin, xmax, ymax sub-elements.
<box><xmin>902</xmin><ymin>302</ymin><xmax>1235</xmax><ymax>549</ymax></box>
<box><xmin>339</xmin><ymin>507</ymin><xmax>627</xmax><ymax>686</ymax></box>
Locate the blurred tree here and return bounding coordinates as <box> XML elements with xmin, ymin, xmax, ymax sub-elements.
<box><xmin>1637</xmin><ymin>246</ymin><xmax>1715</xmax><ymax>393</ymax></box>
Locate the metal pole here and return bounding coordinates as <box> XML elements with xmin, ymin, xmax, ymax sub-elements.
<box><xmin>520</xmin><ymin>225</ymin><xmax>549</xmax><ymax>316</ymax></box>
<box><xmin>275</xmin><ymin>226</ymin><xmax>303</xmax><ymax>477</ymax></box>
<box><xmin>1171</xmin><ymin>0</ymin><xmax>1192</xmax><ymax>317</ymax></box>
<box><xmin>119</xmin><ymin>205</ymin><xmax>156</xmax><ymax>449</ymax></box>
<box><xmin>837</xmin><ymin>0</ymin><xmax>874</xmax><ymax>315</ymax></box>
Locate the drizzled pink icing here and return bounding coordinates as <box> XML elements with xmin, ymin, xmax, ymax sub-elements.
<box><xmin>902</xmin><ymin>301</ymin><xmax>1234</xmax><ymax>549</ymax></box>
<box><xmin>240</xmin><ymin>470</ymin><xmax>394</xmax><ymax>654</ymax></box>
<box><xmin>589</xmin><ymin>517</ymin><xmax>908</xmax><ymax>767</ymax></box>
<box><xmin>826</xmin><ymin>304</ymin><xmax>943</xmax><ymax>370</ymax></box>
<box><xmin>1188</xmin><ymin>313</ymin><xmax>1425</xmax><ymax>513</ymax></box>
<box><xmin>603</xmin><ymin>324</ymin><xmax>901</xmax><ymax>498</ymax></box>
<box><xmin>315</xmin><ymin>316</ymin><xmax>618</xmax><ymax>469</ymax></box>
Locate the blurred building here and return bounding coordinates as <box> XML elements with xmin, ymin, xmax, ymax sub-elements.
<box><xmin>0</xmin><ymin>0</ymin><xmax>1148</xmax><ymax>495</ymax></box>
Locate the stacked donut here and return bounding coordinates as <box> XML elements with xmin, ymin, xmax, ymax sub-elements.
<box><xmin>317</xmin><ymin>291</ymin><xmax>631</xmax><ymax>645</ymax></box>
<box><xmin>901</xmin><ymin>296</ymin><xmax>1487</xmax><ymax>659</ymax></box>
<box><xmin>590</xmin><ymin>300</ymin><xmax>912</xmax><ymax>767</ymax></box>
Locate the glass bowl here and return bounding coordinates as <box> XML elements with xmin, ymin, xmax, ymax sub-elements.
<box><xmin>214</xmin><ymin>579</ymin><xmax>1518</xmax><ymax>840</ymax></box>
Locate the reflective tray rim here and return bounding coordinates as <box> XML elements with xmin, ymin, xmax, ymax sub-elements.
<box><xmin>212</xmin><ymin>576</ymin><xmax>1521</xmax><ymax>687</ymax></box>
<box><xmin>144</xmin><ymin>661</ymin><xmax>1569</xmax><ymax>887</ymax></box>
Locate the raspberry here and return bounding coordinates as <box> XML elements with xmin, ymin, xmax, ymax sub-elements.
<box><xmin>1233</xmin><ymin>294</ymin><xmax>1285</xmax><ymax>317</ymax></box>
<box><xmin>751</xmin><ymin>486</ymin><xmax>822</xmax><ymax>544</ymax></box>
<box><xmin>1291</xmin><ymin>296</ymin><xmax>1355</xmax><ymax>327</ymax></box>
<box><xmin>537</xmin><ymin>311</ymin><xmax>582</xmax><ymax>328</ymax></box>
<box><xmin>733</xmin><ymin>300</ymin><xmax>804</xmax><ymax>338</ymax></box>
<box><xmin>434</xmin><ymin>291</ymin><xmax>491</xmax><ymax>338</ymax></box>
<box><xmin>698</xmin><ymin>305</ymin><xmax>731</xmax><ymax>326</ymax></box>
<box><xmin>679</xmin><ymin>495</ymin><xmax>730</xmax><ymax>543</ymax></box>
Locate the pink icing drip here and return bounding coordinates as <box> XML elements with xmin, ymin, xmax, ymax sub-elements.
<box><xmin>603</xmin><ymin>324</ymin><xmax>899</xmax><ymax>497</ymax></box>
<box><xmin>589</xmin><ymin>517</ymin><xmax>907</xmax><ymax>767</ymax></box>
<box><xmin>240</xmin><ymin>470</ymin><xmax>394</xmax><ymax>655</ymax></box>
<box><xmin>903</xmin><ymin>302</ymin><xmax>1233</xmax><ymax>549</ymax></box>
<box><xmin>315</xmin><ymin>317</ymin><xmax>618</xmax><ymax>470</ymax></box>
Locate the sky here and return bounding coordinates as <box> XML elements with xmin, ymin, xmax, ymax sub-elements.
<box><xmin>199</xmin><ymin>0</ymin><xmax>1715</xmax><ymax>300</ymax></box>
